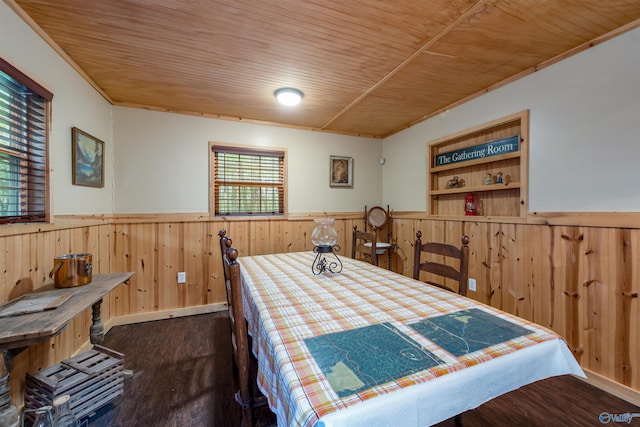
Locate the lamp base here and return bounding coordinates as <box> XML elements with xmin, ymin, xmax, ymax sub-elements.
<box><xmin>312</xmin><ymin>245</ymin><xmax>343</xmax><ymax>275</ymax></box>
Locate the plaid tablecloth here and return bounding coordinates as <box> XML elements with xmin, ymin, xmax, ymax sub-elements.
<box><xmin>240</xmin><ymin>251</ymin><xmax>583</xmax><ymax>427</ymax></box>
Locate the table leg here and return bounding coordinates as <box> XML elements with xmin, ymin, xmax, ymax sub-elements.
<box><xmin>89</xmin><ymin>298</ymin><xmax>104</xmax><ymax>345</ymax></box>
<box><xmin>0</xmin><ymin>350</ymin><xmax>19</xmax><ymax>427</ymax></box>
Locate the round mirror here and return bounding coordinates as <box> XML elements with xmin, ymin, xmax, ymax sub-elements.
<box><xmin>367</xmin><ymin>206</ymin><xmax>388</xmax><ymax>228</ymax></box>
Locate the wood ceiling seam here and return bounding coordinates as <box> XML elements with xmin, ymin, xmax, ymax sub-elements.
<box><xmin>387</xmin><ymin>17</ymin><xmax>640</xmax><ymax>138</ymax></box>
<box><xmin>320</xmin><ymin>0</ymin><xmax>490</xmax><ymax>131</ymax></box>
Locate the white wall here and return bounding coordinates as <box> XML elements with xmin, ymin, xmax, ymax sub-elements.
<box><xmin>383</xmin><ymin>27</ymin><xmax>640</xmax><ymax>213</ymax></box>
<box><xmin>6</xmin><ymin>0</ymin><xmax>638</xmax><ymax>216</ymax></box>
<box><xmin>3</xmin><ymin>0</ymin><xmax>382</xmax><ymax>217</ymax></box>
<box><xmin>1</xmin><ymin>2</ymin><xmax>114</xmax><ymax>215</ymax></box>
<box><xmin>113</xmin><ymin>107</ymin><xmax>382</xmax><ymax>213</ymax></box>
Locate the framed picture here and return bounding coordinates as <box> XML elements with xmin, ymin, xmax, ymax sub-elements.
<box><xmin>330</xmin><ymin>155</ymin><xmax>353</xmax><ymax>188</ymax></box>
<box><xmin>72</xmin><ymin>127</ymin><xmax>104</xmax><ymax>188</ymax></box>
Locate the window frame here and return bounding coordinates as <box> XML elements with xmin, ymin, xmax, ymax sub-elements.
<box><xmin>0</xmin><ymin>58</ymin><xmax>52</xmax><ymax>225</ymax></box>
<box><xmin>210</xmin><ymin>143</ymin><xmax>287</xmax><ymax>217</ymax></box>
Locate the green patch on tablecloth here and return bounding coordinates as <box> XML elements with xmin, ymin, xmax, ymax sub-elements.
<box><xmin>305</xmin><ymin>322</ymin><xmax>442</xmax><ymax>398</ymax></box>
<box><xmin>409</xmin><ymin>308</ymin><xmax>533</xmax><ymax>356</ymax></box>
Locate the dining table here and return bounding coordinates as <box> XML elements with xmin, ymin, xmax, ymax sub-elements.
<box><xmin>239</xmin><ymin>251</ymin><xmax>584</xmax><ymax>427</ymax></box>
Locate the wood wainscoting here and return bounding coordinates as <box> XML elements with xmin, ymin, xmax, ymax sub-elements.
<box><xmin>1</xmin><ymin>212</ymin><xmax>639</xmax><ymax>409</ymax></box>
<box><xmin>390</xmin><ymin>213</ymin><xmax>640</xmax><ymax>402</ymax></box>
<box><xmin>0</xmin><ymin>214</ymin><xmax>364</xmax><ymax>409</ymax></box>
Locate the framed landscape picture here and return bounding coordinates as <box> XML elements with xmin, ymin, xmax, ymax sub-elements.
<box><xmin>330</xmin><ymin>155</ymin><xmax>353</xmax><ymax>188</ymax></box>
<box><xmin>72</xmin><ymin>127</ymin><xmax>104</xmax><ymax>188</ymax></box>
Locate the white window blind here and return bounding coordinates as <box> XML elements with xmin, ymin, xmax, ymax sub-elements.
<box><xmin>213</xmin><ymin>145</ymin><xmax>285</xmax><ymax>215</ymax></box>
<box><xmin>0</xmin><ymin>58</ymin><xmax>52</xmax><ymax>224</ymax></box>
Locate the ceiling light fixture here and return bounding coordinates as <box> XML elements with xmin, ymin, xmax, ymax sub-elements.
<box><xmin>274</xmin><ymin>87</ymin><xmax>303</xmax><ymax>106</ymax></box>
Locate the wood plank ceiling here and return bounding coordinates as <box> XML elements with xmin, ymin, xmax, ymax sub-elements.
<box><xmin>10</xmin><ymin>0</ymin><xmax>640</xmax><ymax>138</ymax></box>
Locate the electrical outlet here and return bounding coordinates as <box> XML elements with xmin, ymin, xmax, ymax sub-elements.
<box><xmin>177</xmin><ymin>272</ymin><xmax>186</xmax><ymax>283</ymax></box>
<box><xmin>468</xmin><ymin>278</ymin><xmax>477</xmax><ymax>292</ymax></box>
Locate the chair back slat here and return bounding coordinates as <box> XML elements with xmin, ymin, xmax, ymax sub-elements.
<box><xmin>352</xmin><ymin>225</ymin><xmax>378</xmax><ymax>265</ymax></box>
<box><xmin>421</xmin><ymin>242</ymin><xmax>461</xmax><ymax>258</ymax></box>
<box><xmin>417</xmin><ymin>261</ymin><xmax>461</xmax><ymax>282</ymax></box>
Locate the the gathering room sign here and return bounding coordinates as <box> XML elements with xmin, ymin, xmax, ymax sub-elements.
<box><xmin>434</xmin><ymin>135</ymin><xmax>520</xmax><ymax>167</ymax></box>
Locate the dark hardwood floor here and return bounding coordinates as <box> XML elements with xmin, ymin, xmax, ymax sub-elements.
<box><xmin>85</xmin><ymin>313</ymin><xmax>640</xmax><ymax>427</ymax></box>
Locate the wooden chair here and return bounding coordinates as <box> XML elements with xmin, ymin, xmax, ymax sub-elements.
<box><xmin>413</xmin><ymin>231</ymin><xmax>469</xmax><ymax>426</ymax></box>
<box><xmin>226</xmin><ymin>246</ymin><xmax>254</xmax><ymax>427</ymax></box>
<box><xmin>219</xmin><ymin>228</ymin><xmax>236</xmax><ymax>311</ymax></box>
<box><xmin>225</xmin><ymin>244</ymin><xmax>271</xmax><ymax>427</ymax></box>
<box><xmin>413</xmin><ymin>231</ymin><xmax>470</xmax><ymax>296</ymax></box>
<box><xmin>365</xmin><ymin>205</ymin><xmax>395</xmax><ymax>269</ymax></box>
<box><xmin>352</xmin><ymin>225</ymin><xmax>378</xmax><ymax>265</ymax></box>
<box><xmin>218</xmin><ymin>229</ymin><xmax>232</xmax><ymax>283</ymax></box>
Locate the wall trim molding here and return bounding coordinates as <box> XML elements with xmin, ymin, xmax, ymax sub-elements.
<box><xmin>108</xmin><ymin>303</ymin><xmax>227</xmax><ymax>328</ymax></box>
<box><xmin>528</xmin><ymin>212</ymin><xmax>640</xmax><ymax>229</ymax></box>
<box><xmin>73</xmin><ymin>303</ymin><xmax>228</xmax><ymax>356</ymax></box>
<box><xmin>1</xmin><ymin>211</ymin><xmax>635</xmax><ymax>238</ymax></box>
<box><xmin>53</xmin><ymin>212</ymin><xmax>365</xmax><ymax>225</ymax></box>
<box><xmin>580</xmin><ymin>369</ymin><xmax>640</xmax><ymax>407</ymax></box>
<box><xmin>390</xmin><ymin>211</ymin><xmax>640</xmax><ymax>229</ymax></box>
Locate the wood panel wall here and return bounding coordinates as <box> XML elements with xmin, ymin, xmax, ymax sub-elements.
<box><xmin>0</xmin><ymin>216</ymin><xmax>365</xmax><ymax>408</ymax></box>
<box><xmin>391</xmin><ymin>216</ymin><xmax>640</xmax><ymax>393</ymax></box>
<box><xmin>1</xmin><ymin>214</ymin><xmax>638</xmax><ymax>408</ymax></box>
<box><xmin>0</xmin><ymin>223</ymin><xmax>113</xmax><ymax>409</ymax></box>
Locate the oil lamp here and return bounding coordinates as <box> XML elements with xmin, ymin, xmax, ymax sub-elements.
<box><xmin>465</xmin><ymin>193</ymin><xmax>478</xmax><ymax>216</ymax></box>
<box><xmin>310</xmin><ymin>218</ymin><xmax>343</xmax><ymax>275</ymax></box>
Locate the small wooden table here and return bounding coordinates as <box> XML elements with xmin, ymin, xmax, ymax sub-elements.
<box><xmin>0</xmin><ymin>272</ymin><xmax>134</xmax><ymax>427</ymax></box>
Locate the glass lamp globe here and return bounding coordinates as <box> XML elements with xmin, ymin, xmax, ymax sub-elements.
<box><xmin>311</xmin><ymin>218</ymin><xmax>338</xmax><ymax>247</ymax></box>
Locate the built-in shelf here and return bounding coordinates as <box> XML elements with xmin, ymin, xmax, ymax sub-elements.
<box><xmin>428</xmin><ymin>110</ymin><xmax>529</xmax><ymax>218</ymax></box>
<box><xmin>430</xmin><ymin>182</ymin><xmax>521</xmax><ymax>196</ymax></box>
<box><xmin>430</xmin><ymin>152</ymin><xmax>521</xmax><ymax>174</ymax></box>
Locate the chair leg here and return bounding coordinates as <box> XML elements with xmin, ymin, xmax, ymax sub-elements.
<box><xmin>235</xmin><ymin>390</ymin><xmax>253</xmax><ymax>427</ymax></box>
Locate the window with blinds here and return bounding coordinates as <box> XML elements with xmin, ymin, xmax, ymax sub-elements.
<box><xmin>0</xmin><ymin>58</ymin><xmax>52</xmax><ymax>224</ymax></box>
<box><xmin>212</xmin><ymin>145</ymin><xmax>285</xmax><ymax>215</ymax></box>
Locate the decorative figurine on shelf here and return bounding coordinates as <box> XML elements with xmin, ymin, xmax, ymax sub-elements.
<box><xmin>465</xmin><ymin>193</ymin><xmax>478</xmax><ymax>216</ymax></box>
<box><xmin>484</xmin><ymin>173</ymin><xmax>492</xmax><ymax>185</ymax></box>
<box><xmin>496</xmin><ymin>172</ymin><xmax>503</xmax><ymax>184</ymax></box>
<box><xmin>446</xmin><ymin>176</ymin><xmax>460</xmax><ymax>188</ymax></box>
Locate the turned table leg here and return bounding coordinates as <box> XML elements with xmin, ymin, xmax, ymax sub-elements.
<box><xmin>0</xmin><ymin>350</ymin><xmax>19</xmax><ymax>427</ymax></box>
<box><xmin>89</xmin><ymin>298</ymin><xmax>104</xmax><ymax>345</ymax></box>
